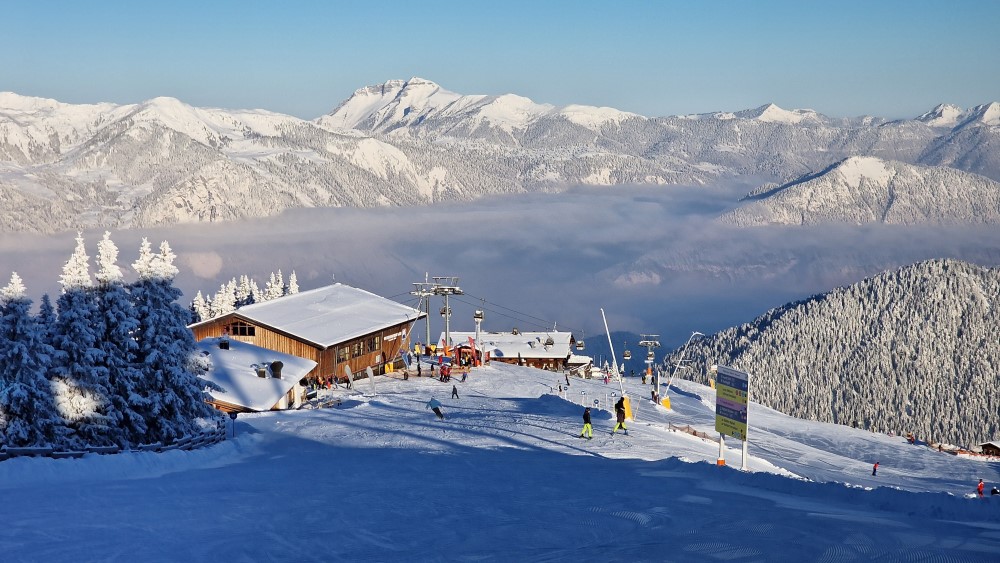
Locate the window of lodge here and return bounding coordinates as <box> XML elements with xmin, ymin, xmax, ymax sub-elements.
<box><xmin>226</xmin><ymin>320</ymin><xmax>256</xmax><ymax>337</ymax></box>
<box><xmin>337</xmin><ymin>346</ymin><xmax>349</xmax><ymax>363</ymax></box>
<box><xmin>351</xmin><ymin>341</ymin><xmax>363</xmax><ymax>358</ymax></box>
<box><xmin>366</xmin><ymin>336</ymin><xmax>381</xmax><ymax>353</ymax></box>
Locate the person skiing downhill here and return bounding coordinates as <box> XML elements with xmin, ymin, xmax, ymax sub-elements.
<box><xmin>580</xmin><ymin>407</ymin><xmax>593</xmax><ymax>439</ymax></box>
<box><xmin>612</xmin><ymin>397</ymin><xmax>628</xmax><ymax>435</ymax></box>
<box><xmin>872</xmin><ymin>462</ymin><xmax>879</xmax><ymax>476</ymax></box>
<box><xmin>451</xmin><ymin>385</ymin><xmax>459</xmax><ymax>399</ymax></box>
<box><xmin>426</xmin><ymin>398</ymin><xmax>444</xmax><ymax>420</ymax></box>
<box><xmin>978</xmin><ymin>479</ymin><xmax>985</xmax><ymax>498</ymax></box>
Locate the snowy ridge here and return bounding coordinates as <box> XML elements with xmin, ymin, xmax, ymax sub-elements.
<box><xmin>721</xmin><ymin>156</ymin><xmax>1000</xmax><ymax>226</ymax></box>
<box><xmin>317</xmin><ymin>77</ymin><xmax>639</xmax><ymax>135</ymax></box>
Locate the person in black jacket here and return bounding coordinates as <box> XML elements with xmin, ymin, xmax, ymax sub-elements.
<box><xmin>579</xmin><ymin>407</ymin><xmax>593</xmax><ymax>439</ymax></box>
<box><xmin>613</xmin><ymin>397</ymin><xmax>628</xmax><ymax>435</ymax></box>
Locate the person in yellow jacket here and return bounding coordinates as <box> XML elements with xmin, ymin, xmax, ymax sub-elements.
<box><xmin>579</xmin><ymin>407</ymin><xmax>593</xmax><ymax>439</ymax></box>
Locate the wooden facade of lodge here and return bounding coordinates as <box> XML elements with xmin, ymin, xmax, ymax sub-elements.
<box><xmin>189</xmin><ymin>284</ymin><xmax>425</xmax><ymax>387</ymax></box>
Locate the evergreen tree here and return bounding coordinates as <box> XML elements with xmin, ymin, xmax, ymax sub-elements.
<box><xmin>190</xmin><ymin>291</ymin><xmax>210</xmax><ymax>323</ymax></box>
<box><xmin>95</xmin><ymin>232</ymin><xmax>149</xmax><ymax>448</ymax></box>
<box><xmin>51</xmin><ymin>233</ymin><xmax>114</xmax><ymax>448</ymax></box>
<box><xmin>287</xmin><ymin>270</ymin><xmax>299</xmax><ymax>294</ymax></box>
<box><xmin>131</xmin><ymin>239</ymin><xmax>213</xmax><ymax>443</ymax></box>
<box><xmin>0</xmin><ymin>273</ymin><xmax>62</xmax><ymax>448</ymax></box>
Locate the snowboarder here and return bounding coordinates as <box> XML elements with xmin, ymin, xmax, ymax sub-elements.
<box><xmin>426</xmin><ymin>398</ymin><xmax>444</xmax><ymax>420</ymax></box>
<box><xmin>872</xmin><ymin>462</ymin><xmax>879</xmax><ymax>476</ymax></box>
<box><xmin>451</xmin><ymin>385</ymin><xmax>459</xmax><ymax>399</ymax></box>
<box><xmin>977</xmin><ymin>479</ymin><xmax>984</xmax><ymax>498</ymax></box>
<box><xmin>612</xmin><ymin>397</ymin><xmax>628</xmax><ymax>435</ymax></box>
<box><xmin>580</xmin><ymin>407</ymin><xmax>593</xmax><ymax>439</ymax></box>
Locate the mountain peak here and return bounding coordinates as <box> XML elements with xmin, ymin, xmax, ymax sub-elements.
<box><xmin>916</xmin><ymin>103</ymin><xmax>963</xmax><ymax>127</ymax></box>
<box><xmin>735</xmin><ymin>103</ymin><xmax>819</xmax><ymax>124</ymax></box>
<box><xmin>959</xmin><ymin>102</ymin><xmax>1000</xmax><ymax>127</ymax></box>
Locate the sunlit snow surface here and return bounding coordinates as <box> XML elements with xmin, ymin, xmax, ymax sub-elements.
<box><xmin>1</xmin><ymin>363</ymin><xmax>997</xmax><ymax>561</ymax></box>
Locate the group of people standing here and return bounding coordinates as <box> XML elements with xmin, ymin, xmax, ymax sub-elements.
<box><xmin>580</xmin><ymin>397</ymin><xmax>628</xmax><ymax>439</ymax></box>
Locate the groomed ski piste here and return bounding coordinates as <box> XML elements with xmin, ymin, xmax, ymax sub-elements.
<box><xmin>1</xmin><ymin>362</ymin><xmax>998</xmax><ymax>561</ymax></box>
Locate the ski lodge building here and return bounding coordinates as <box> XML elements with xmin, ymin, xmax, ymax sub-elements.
<box><xmin>195</xmin><ymin>338</ymin><xmax>317</xmax><ymax>413</ymax></box>
<box><xmin>189</xmin><ymin>283</ymin><xmax>425</xmax><ymax>394</ymax></box>
<box><xmin>439</xmin><ymin>330</ymin><xmax>578</xmax><ymax>371</ymax></box>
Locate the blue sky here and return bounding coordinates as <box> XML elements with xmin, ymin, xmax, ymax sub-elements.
<box><xmin>3</xmin><ymin>0</ymin><xmax>998</xmax><ymax>119</ymax></box>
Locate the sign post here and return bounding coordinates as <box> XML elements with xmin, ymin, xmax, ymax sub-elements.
<box><xmin>714</xmin><ymin>365</ymin><xmax>751</xmax><ymax>470</ymax></box>
<box><xmin>228</xmin><ymin>411</ymin><xmax>238</xmax><ymax>438</ymax></box>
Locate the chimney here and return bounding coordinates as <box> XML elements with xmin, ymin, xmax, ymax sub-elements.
<box><xmin>271</xmin><ymin>361</ymin><xmax>283</xmax><ymax>379</ymax></box>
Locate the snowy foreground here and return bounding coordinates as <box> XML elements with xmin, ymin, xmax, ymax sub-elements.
<box><xmin>2</xmin><ymin>364</ymin><xmax>998</xmax><ymax>562</ymax></box>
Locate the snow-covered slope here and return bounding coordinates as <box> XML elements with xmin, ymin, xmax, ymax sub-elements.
<box><xmin>720</xmin><ymin>156</ymin><xmax>1000</xmax><ymax>226</ymax></box>
<box><xmin>0</xmin><ymin>363</ymin><xmax>996</xmax><ymax>561</ymax></box>
<box><xmin>664</xmin><ymin>258</ymin><xmax>1000</xmax><ymax>447</ymax></box>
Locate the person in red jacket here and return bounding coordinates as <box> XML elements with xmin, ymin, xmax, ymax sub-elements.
<box><xmin>978</xmin><ymin>479</ymin><xmax>985</xmax><ymax>498</ymax></box>
<box><xmin>872</xmin><ymin>461</ymin><xmax>879</xmax><ymax>476</ymax></box>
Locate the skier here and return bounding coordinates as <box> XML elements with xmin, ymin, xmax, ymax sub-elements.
<box><xmin>426</xmin><ymin>397</ymin><xmax>444</xmax><ymax>420</ymax></box>
<box><xmin>977</xmin><ymin>478</ymin><xmax>984</xmax><ymax>498</ymax></box>
<box><xmin>612</xmin><ymin>397</ymin><xmax>628</xmax><ymax>435</ymax></box>
<box><xmin>872</xmin><ymin>461</ymin><xmax>879</xmax><ymax>476</ymax></box>
<box><xmin>452</xmin><ymin>385</ymin><xmax>459</xmax><ymax>399</ymax></box>
<box><xmin>580</xmin><ymin>407</ymin><xmax>593</xmax><ymax>439</ymax></box>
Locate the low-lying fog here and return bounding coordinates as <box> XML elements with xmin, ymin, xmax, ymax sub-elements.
<box><xmin>4</xmin><ymin>184</ymin><xmax>1000</xmax><ymax>348</ymax></box>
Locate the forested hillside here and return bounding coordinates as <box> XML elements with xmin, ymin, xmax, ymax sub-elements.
<box><xmin>664</xmin><ymin>259</ymin><xmax>1000</xmax><ymax>447</ymax></box>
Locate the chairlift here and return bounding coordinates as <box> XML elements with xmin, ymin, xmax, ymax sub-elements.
<box><xmin>623</xmin><ymin>349</ymin><xmax>632</xmax><ymax>360</ymax></box>
<box><xmin>544</xmin><ymin>336</ymin><xmax>554</xmax><ymax>346</ymax></box>
<box><xmin>647</xmin><ymin>350</ymin><xmax>655</xmax><ymax>361</ymax></box>
<box><xmin>575</xmin><ymin>339</ymin><xmax>585</xmax><ymax>351</ymax></box>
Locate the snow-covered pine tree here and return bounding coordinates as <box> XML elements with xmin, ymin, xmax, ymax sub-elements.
<box><xmin>211</xmin><ymin>279</ymin><xmax>237</xmax><ymax>318</ymax></box>
<box><xmin>287</xmin><ymin>271</ymin><xmax>299</xmax><ymax>294</ymax></box>
<box><xmin>264</xmin><ymin>271</ymin><xmax>282</xmax><ymax>301</ymax></box>
<box><xmin>95</xmin><ymin>232</ymin><xmax>149</xmax><ymax>448</ymax></box>
<box><xmin>131</xmin><ymin>239</ymin><xmax>214</xmax><ymax>444</ymax></box>
<box><xmin>190</xmin><ymin>291</ymin><xmax>209</xmax><ymax>323</ymax></box>
<box><xmin>0</xmin><ymin>273</ymin><xmax>62</xmax><ymax>448</ymax></box>
<box><xmin>235</xmin><ymin>275</ymin><xmax>253</xmax><ymax>307</ymax></box>
<box><xmin>51</xmin><ymin>233</ymin><xmax>115</xmax><ymax>449</ymax></box>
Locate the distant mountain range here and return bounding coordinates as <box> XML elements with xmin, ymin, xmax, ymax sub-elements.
<box><xmin>663</xmin><ymin>258</ymin><xmax>1000</xmax><ymax>447</ymax></box>
<box><xmin>1</xmin><ymin>79</ymin><xmax>998</xmax><ymax>233</ymax></box>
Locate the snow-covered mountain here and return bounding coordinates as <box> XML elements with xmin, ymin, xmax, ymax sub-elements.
<box><xmin>1</xmin><ymin>80</ymin><xmax>998</xmax><ymax>233</ymax></box>
<box><xmin>664</xmin><ymin>258</ymin><xmax>1000</xmax><ymax>447</ymax></box>
<box><xmin>719</xmin><ymin>156</ymin><xmax>1000</xmax><ymax>226</ymax></box>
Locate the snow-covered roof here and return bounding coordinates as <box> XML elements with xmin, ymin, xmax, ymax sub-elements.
<box><xmin>232</xmin><ymin>283</ymin><xmax>424</xmax><ymax>348</ymax></box>
<box><xmin>440</xmin><ymin>330</ymin><xmax>575</xmax><ymax>360</ymax></box>
<box><xmin>197</xmin><ymin>338</ymin><xmax>316</xmax><ymax>411</ymax></box>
